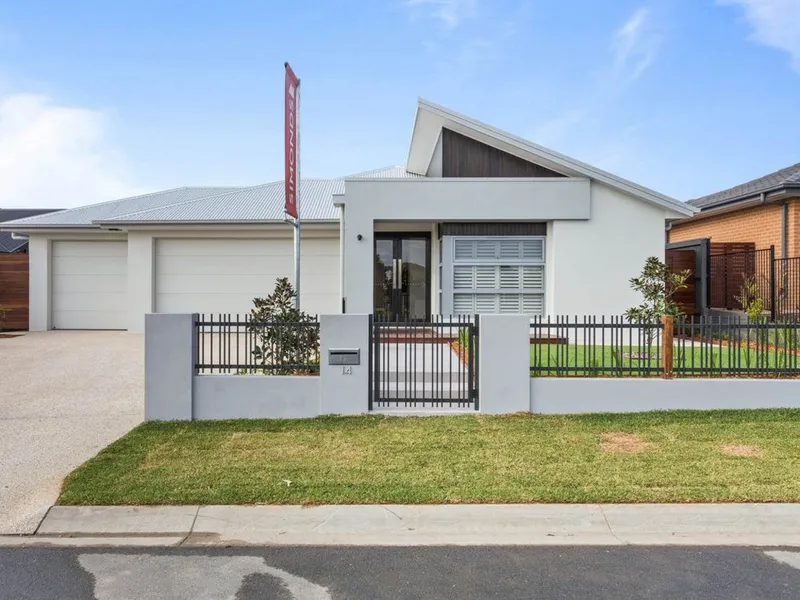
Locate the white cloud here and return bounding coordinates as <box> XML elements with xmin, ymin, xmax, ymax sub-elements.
<box><xmin>611</xmin><ymin>7</ymin><xmax>661</xmax><ymax>84</ymax></box>
<box><xmin>404</xmin><ymin>0</ymin><xmax>477</xmax><ymax>29</ymax></box>
<box><xmin>0</xmin><ymin>93</ymin><xmax>142</xmax><ymax>208</ymax></box>
<box><xmin>719</xmin><ymin>0</ymin><xmax>800</xmax><ymax>71</ymax></box>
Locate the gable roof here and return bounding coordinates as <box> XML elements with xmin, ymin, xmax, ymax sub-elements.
<box><xmin>406</xmin><ymin>98</ymin><xmax>696</xmax><ymax>217</ymax></box>
<box><xmin>1</xmin><ymin>187</ymin><xmax>241</xmax><ymax>228</ymax></box>
<box><xmin>0</xmin><ymin>208</ymin><xmax>61</xmax><ymax>251</ymax></box>
<box><xmin>690</xmin><ymin>161</ymin><xmax>800</xmax><ymax>211</ymax></box>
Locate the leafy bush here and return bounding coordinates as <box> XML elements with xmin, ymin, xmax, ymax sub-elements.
<box><xmin>249</xmin><ymin>278</ymin><xmax>319</xmax><ymax>375</ymax></box>
<box><xmin>735</xmin><ymin>275</ymin><xmax>764</xmax><ymax>321</ymax></box>
<box><xmin>0</xmin><ymin>304</ymin><xmax>6</xmax><ymax>332</ymax></box>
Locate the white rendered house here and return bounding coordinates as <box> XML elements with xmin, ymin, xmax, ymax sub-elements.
<box><xmin>2</xmin><ymin>99</ymin><xmax>696</xmax><ymax>332</ymax></box>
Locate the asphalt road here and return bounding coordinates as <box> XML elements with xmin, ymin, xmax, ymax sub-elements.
<box><xmin>1</xmin><ymin>546</ymin><xmax>800</xmax><ymax>599</ymax></box>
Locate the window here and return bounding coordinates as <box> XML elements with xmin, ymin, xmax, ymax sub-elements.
<box><xmin>451</xmin><ymin>237</ymin><xmax>545</xmax><ymax>315</ymax></box>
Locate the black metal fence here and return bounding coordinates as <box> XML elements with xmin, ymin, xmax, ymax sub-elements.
<box><xmin>371</xmin><ymin>315</ymin><xmax>478</xmax><ymax>410</ymax></box>
<box><xmin>530</xmin><ymin>316</ymin><xmax>664</xmax><ymax>377</ymax></box>
<box><xmin>529</xmin><ymin>315</ymin><xmax>800</xmax><ymax>378</ymax></box>
<box><xmin>776</xmin><ymin>257</ymin><xmax>800</xmax><ymax>319</ymax></box>
<box><xmin>709</xmin><ymin>247</ymin><xmax>774</xmax><ymax>314</ymax></box>
<box><xmin>195</xmin><ymin>314</ymin><xmax>320</xmax><ymax>375</ymax></box>
<box><xmin>674</xmin><ymin>317</ymin><xmax>800</xmax><ymax>377</ymax></box>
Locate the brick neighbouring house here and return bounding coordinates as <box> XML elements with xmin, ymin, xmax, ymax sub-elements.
<box><xmin>668</xmin><ymin>162</ymin><xmax>800</xmax><ymax>257</ymax></box>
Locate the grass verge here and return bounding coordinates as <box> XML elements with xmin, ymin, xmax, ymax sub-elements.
<box><xmin>58</xmin><ymin>410</ymin><xmax>800</xmax><ymax>505</ymax></box>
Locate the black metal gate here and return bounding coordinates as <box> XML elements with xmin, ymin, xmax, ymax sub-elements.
<box><xmin>369</xmin><ymin>315</ymin><xmax>478</xmax><ymax>410</ymax></box>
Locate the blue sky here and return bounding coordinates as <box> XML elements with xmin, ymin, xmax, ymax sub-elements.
<box><xmin>1</xmin><ymin>0</ymin><xmax>798</xmax><ymax>207</ymax></box>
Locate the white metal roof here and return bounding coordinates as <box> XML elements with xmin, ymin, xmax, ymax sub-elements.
<box><xmin>1</xmin><ymin>187</ymin><xmax>242</xmax><ymax>228</ymax></box>
<box><xmin>1</xmin><ymin>166</ymin><xmax>420</xmax><ymax>229</ymax></box>
<box><xmin>347</xmin><ymin>166</ymin><xmax>423</xmax><ymax>179</ymax></box>
<box><xmin>95</xmin><ymin>167</ymin><xmax>419</xmax><ymax>225</ymax></box>
<box><xmin>100</xmin><ymin>179</ymin><xmax>344</xmax><ymax>223</ymax></box>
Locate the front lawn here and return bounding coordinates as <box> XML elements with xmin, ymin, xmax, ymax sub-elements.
<box><xmin>530</xmin><ymin>344</ymin><xmax>800</xmax><ymax>376</ymax></box>
<box><xmin>59</xmin><ymin>411</ymin><xmax>800</xmax><ymax>505</ymax></box>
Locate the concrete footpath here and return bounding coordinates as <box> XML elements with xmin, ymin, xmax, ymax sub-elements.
<box><xmin>1</xmin><ymin>504</ymin><xmax>800</xmax><ymax>547</ymax></box>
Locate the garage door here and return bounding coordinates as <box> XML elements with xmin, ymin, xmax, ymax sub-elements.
<box><xmin>52</xmin><ymin>241</ymin><xmax>127</xmax><ymax>329</ymax></box>
<box><xmin>154</xmin><ymin>237</ymin><xmax>339</xmax><ymax>316</ymax></box>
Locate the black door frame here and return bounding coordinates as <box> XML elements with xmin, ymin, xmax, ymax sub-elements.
<box><xmin>374</xmin><ymin>232</ymin><xmax>432</xmax><ymax>321</ymax></box>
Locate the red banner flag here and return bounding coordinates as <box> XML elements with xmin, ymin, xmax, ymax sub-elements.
<box><xmin>284</xmin><ymin>63</ymin><xmax>299</xmax><ymax>219</ymax></box>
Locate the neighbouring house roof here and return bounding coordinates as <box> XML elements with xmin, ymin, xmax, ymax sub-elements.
<box><xmin>690</xmin><ymin>162</ymin><xmax>800</xmax><ymax>211</ymax></box>
<box><xmin>1</xmin><ymin>187</ymin><xmax>242</xmax><ymax>228</ymax></box>
<box><xmin>406</xmin><ymin>98</ymin><xmax>696</xmax><ymax>217</ymax></box>
<box><xmin>0</xmin><ymin>208</ymin><xmax>61</xmax><ymax>251</ymax></box>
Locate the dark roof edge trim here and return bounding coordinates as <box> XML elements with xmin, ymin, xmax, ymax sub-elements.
<box><xmin>695</xmin><ymin>184</ymin><xmax>800</xmax><ymax>212</ymax></box>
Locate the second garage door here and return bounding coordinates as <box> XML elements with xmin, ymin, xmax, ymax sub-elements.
<box><xmin>154</xmin><ymin>237</ymin><xmax>340</xmax><ymax>316</ymax></box>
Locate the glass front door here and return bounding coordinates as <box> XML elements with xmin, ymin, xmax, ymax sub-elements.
<box><xmin>373</xmin><ymin>234</ymin><xmax>430</xmax><ymax>320</ymax></box>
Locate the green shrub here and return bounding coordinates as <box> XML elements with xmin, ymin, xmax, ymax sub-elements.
<box><xmin>249</xmin><ymin>278</ymin><xmax>319</xmax><ymax>375</ymax></box>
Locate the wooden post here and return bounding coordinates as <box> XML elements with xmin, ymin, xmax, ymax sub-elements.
<box><xmin>661</xmin><ymin>314</ymin><xmax>674</xmax><ymax>379</ymax></box>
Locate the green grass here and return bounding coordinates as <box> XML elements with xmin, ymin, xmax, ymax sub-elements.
<box><xmin>530</xmin><ymin>344</ymin><xmax>800</xmax><ymax>376</ymax></box>
<box><xmin>59</xmin><ymin>411</ymin><xmax>800</xmax><ymax>505</ymax></box>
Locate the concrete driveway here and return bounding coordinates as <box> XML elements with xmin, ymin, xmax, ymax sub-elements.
<box><xmin>0</xmin><ymin>331</ymin><xmax>143</xmax><ymax>534</ymax></box>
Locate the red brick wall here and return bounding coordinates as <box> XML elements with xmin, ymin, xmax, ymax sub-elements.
<box><xmin>788</xmin><ymin>200</ymin><xmax>800</xmax><ymax>257</ymax></box>
<box><xmin>668</xmin><ymin>201</ymin><xmax>796</xmax><ymax>256</ymax></box>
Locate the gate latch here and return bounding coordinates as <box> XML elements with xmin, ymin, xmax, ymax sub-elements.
<box><xmin>328</xmin><ymin>348</ymin><xmax>360</xmax><ymax>366</ymax></box>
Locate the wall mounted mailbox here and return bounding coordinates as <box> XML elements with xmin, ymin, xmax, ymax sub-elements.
<box><xmin>328</xmin><ymin>348</ymin><xmax>360</xmax><ymax>366</ymax></box>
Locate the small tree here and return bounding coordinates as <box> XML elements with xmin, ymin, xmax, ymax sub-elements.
<box><xmin>626</xmin><ymin>257</ymin><xmax>691</xmax><ymax>349</ymax></box>
<box><xmin>249</xmin><ymin>278</ymin><xmax>319</xmax><ymax>375</ymax></box>
<box><xmin>735</xmin><ymin>275</ymin><xmax>768</xmax><ymax>368</ymax></box>
<box><xmin>626</xmin><ymin>257</ymin><xmax>691</xmax><ymax>322</ymax></box>
<box><xmin>0</xmin><ymin>304</ymin><xmax>6</xmax><ymax>333</ymax></box>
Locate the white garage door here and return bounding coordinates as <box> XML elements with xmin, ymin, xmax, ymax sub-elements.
<box><xmin>154</xmin><ymin>237</ymin><xmax>339</xmax><ymax>317</ymax></box>
<box><xmin>52</xmin><ymin>241</ymin><xmax>128</xmax><ymax>330</ymax></box>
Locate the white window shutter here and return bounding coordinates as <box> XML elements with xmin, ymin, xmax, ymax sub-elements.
<box><xmin>522</xmin><ymin>266</ymin><xmax>544</xmax><ymax>290</ymax></box>
<box><xmin>475</xmin><ymin>240</ymin><xmax>496</xmax><ymax>259</ymax></box>
<box><xmin>474</xmin><ymin>266</ymin><xmax>497</xmax><ymax>289</ymax></box>
<box><xmin>448</xmin><ymin>236</ymin><xmax>546</xmax><ymax>316</ymax></box>
<box><xmin>453</xmin><ymin>294</ymin><xmax>475</xmax><ymax>314</ymax></box>
<box><xmin>498</xmin><ymin>239</ymin><xmax>521</xmax><ymax>259</ymax></box>
<box><xmin>499</xmin><ymin>265</ymin><xmax>521</xmax><ymax>289</ymax></box>
<box><xmin>475</xmin><ymin>295</ymin><xmax>498</xmax><ymax>313</ymax></box>
<box><xmin>500</xmin><ymin>294</ymin><xmax>521</xmax><ymax>313</ymax></box>
<box><xmin>522</xmin><ymin>239</ymin><xmax>544</xmax><ymax>261</ymax></box>
<box><xmin>453</xmin><ymin>266</ymin><xmax>473</xmax><ymax>289</ymax></box>
<box><xmin>454</xmin><ymin>239</ymin><xmax>474</xmax><ymax>261</ymax></box>
<box><xmin>522</xmin><ymin>294</ymin><xmax>544</xmax><ymax>315</ymax></box>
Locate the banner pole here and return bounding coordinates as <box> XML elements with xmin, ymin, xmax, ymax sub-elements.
<box><xmin>294</xmin><ymin>78</ymin><xmax>301</xmax><ymax>310</ymax></box>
